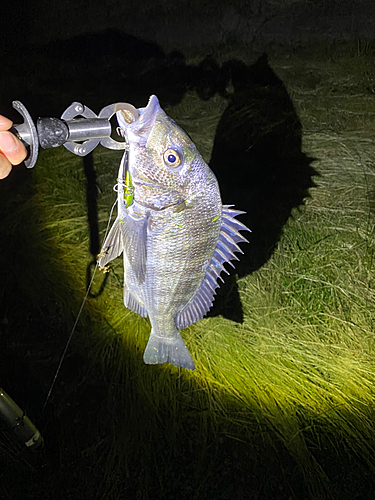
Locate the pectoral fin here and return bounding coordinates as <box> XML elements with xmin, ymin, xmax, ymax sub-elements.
<box><xmin>98</xmin><ymin>213</ymin><xmax>149</xmax><ymax>285</ymax></box>
<box><xmin>98</xmin><ymin>218</ymin><xmax>124</xmax><ymax>268</ymax></box>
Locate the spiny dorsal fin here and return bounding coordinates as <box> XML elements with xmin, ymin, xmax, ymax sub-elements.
<box><xmin>176</xmin><ymin>205</ymin><xmax>250</xmax><ymax>328</ymax></box>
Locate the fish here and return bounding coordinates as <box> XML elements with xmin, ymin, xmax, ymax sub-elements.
<box><xmin>98</xmin><ymin>95</ymin><xmax>250</xmax><ymax>370</ymax></box>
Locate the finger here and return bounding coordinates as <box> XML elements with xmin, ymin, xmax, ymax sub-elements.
<box><xmin>0</xmin><ymin>154</ymin><xmax>12</xmax><ymax>179</ymax></box>
<box><xmin>0</xmin><ymin>131</ymin><xmax>27</xmax><ymax>165</ymax></box>
<box><xmin>0</xmin><ymin>115</ymin><xmax>13</xmax><ymax>131</ymax></box>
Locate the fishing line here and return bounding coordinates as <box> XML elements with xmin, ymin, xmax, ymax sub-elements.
<box><xmin>41</xmin><ymin>197</ymin><xmax>118</xmax><ymax>414</ymax></box>
<box><xmin>0</xmin><ymin>430</ymin><xmax>33</xmax><ymax>468</ymax></box>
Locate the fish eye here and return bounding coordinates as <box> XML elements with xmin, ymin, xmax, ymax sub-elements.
<box><xmin>163</xmin><ymin>149</ymin><xmax>181</xmax><ymax>168</ymax></box>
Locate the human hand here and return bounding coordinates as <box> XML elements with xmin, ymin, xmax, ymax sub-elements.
<box><xmin>0</xmin><ymin>115</ymin><xmax>27</xmax><ymax>179</ymax></box>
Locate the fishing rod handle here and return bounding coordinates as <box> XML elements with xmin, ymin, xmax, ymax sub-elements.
<box><xmin>0</xmin><ymin>388</ymin><xmax>43</xmax><ymax>450</ymax></box>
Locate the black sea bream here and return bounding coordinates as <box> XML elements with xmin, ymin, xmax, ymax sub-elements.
<box><xmin>99</xmin><ymin>95</ymin><xmax>249</xmax><ymax>370</ymax></box>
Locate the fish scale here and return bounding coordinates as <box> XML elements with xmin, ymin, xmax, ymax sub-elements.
<box><xmin>99</xmin><ymin>95</ymin><xmax>250</xmax><ymax>370</ymax></box>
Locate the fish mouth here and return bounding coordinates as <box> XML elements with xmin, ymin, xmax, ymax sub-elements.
<box><xmin>116</xmin><ymin>95</ymin><xmax>161</xmax><ymax>145</ymax></box>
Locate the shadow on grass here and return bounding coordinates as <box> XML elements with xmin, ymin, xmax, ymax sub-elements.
<box><xmin>209</xmin><ymin>54</ymin><xmax>317</xmax><ymax>275</ymax></box>
<box><xmin>206</xmin><ymin>55</ymin><xmax>318</xmax><ymax>320</ymax></box>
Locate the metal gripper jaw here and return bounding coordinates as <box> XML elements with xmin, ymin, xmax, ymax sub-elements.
<box><xmin>11</xmin><ymin>100</ymin><xmax>139</xmax><ymax>169</ymax></box>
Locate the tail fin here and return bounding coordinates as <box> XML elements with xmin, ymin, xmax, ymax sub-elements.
<box><xmin>143</xmin><ymin>332</ymin><xmax>195</xmax><ymax>370</ymax></box>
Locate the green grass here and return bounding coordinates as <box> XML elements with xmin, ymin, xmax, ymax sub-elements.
<box><xmin>2</xmin><ymin>49</ymin><xmax>375</xmax><ymax>498</ymax></box>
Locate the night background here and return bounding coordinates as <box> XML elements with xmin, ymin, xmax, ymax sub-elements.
<box><xmin>1</xmin><ymin>1</ymin><xmax>375</xmax><ymax>499</ymax></box>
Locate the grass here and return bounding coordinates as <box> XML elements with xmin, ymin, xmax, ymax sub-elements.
<box><xmin>1</xmin><ymin>46</ymin><xmax>375</xmax><ymax>499</ymax></box>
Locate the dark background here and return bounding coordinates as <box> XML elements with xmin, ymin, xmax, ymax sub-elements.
<box><xmin>2</xmin><ymin>0</ymin><xmax>374</xmax><ymax>55</ymax></box>
<box><xmin>1</xmin><ymin>0</ymin><xmax>374</xmax><ymax>116</ymax></box>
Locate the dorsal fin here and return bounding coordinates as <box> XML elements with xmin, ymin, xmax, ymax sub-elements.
<box><xmin>176</xmin><ymin>205</ymin><xmax>250</xmax><ymax>329</ymax></box>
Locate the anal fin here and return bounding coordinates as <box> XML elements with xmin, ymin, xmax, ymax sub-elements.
<box><xmin>124</xmin><ymin>287</ymin><xmax>147</xmax><ymax>318</ymax></box>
